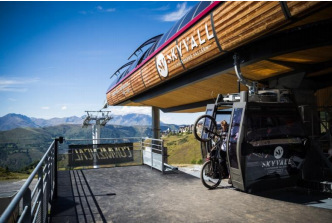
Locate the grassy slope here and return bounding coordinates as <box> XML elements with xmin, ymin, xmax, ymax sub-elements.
<box><xmin>0</xmin><ymin>167</ymin><xmax>30</xmax><ymax>180</ymax></box>
<box><xmin>162</xmin><ymin>133</ymin><xmax>202</xmax><ymax>165</ymax></box>
<box><xmin>0</xmin><ymin>124</ymin><xmax>150</xmax><ymax>171</ymax></box>
<box><xmin>1</xmin><ymin>125</ymin><xmax>201</xmax><ymax>175</ymax></box>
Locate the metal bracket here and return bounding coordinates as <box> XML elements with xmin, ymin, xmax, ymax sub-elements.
<box><xmin>233</xmin><ymin>53</ymin><xmax>258</xmax><ymax>95</ymax></box>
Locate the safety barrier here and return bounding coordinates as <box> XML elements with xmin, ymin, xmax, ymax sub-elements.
<box><xmin>57</xmin><ymin>137</ymin><xmax>169</xmax><ymax>172</ymax></box>
<box><xmin>141</xmin><ymin>138</ymin><xmax>165</xmax><ymax>173</ymax></box>
<box><xmin>0</xmin><ymin>138</ymin><xmax>61</xmax><ymax>223</ymax></box>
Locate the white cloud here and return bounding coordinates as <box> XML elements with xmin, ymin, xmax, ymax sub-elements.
<box><xmin>61</xmin><ymin>106</ymin><xmax>67</xmax><ymax>110</ymax></box>
<box><xmin>105</xmin><ymin>8</ymin><xmax>116</xmax><ymax>12</ymax></box>
<box><xmin>41</xmin><ymin>106</ymin><xmax>50</xmax><ymax>110</ymax></box>
<box><xmin>8</xmin><ymin>98</ymin><xmax>17</xmax><ymax>102</ymax></box>
<box><xmin>97</xmin><ymin>5</ymin><xmax>116</xmax><ymax>13</ymax></box>
<box><xmin>79</xmin><ymin>6</ymin><xmax>115</xmax><ymax>15</ymax></box>
<box><xmin>160</xmin><ymin>112</ymin><xmax>204</xmax><ymax>125</ymax></box>
<box><xmin>0</xmin><ymin>77</ymin><xmax>39</xmax><ymax>92</ymax></box>
<box><xmin>161</xmin><ymin>2</ymin><xmax>192</xmax><ymax>22</ymax></box>
<box><xmin>0</xmin><ymin>86</ymin><xmax>27</xmax><ymax>92</ymax></box>
<box><xmin>153</xmin><ymin>5</ymin><xmax>170</xmax><ymax>11</ymax></box>
<box><xmin>108</xmin><ymin>106</ymin><xmax>151</xmax><ymax>116</ymax></box>
<box><xmin>106</xmin><ymin>106</ymin><xmax>203</xmax><ymax>125</ymax></box>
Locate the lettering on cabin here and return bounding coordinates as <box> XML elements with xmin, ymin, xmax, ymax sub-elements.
<box><xmin>261</xmin><ymin>159</ymin><xmax>291</xmax><ymax>168</ymax></box>
<box><xmin>260</xmin><ymin>158</ymin><xmax>293</xmax><ymax>175</ymax></box>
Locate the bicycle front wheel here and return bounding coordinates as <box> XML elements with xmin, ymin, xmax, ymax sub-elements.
<box><xmin>193</xmin><ymin>115</ymin><xmax>218</xmax><ymax>142</ymax></box>
<box><xmin>200</xmin><ymin>160</ymin><xmax>222</xmax><ymax>189</ymax></box>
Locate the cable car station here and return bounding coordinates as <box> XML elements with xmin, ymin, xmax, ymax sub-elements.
<box><xmin>1</xmin><ymin>1</ymin><xmax>332</xmax><ymax>222</ymax></box>
<box><xmin>106</xmin><ymin>0</ymin><xmax>332</xmax><ymax>219</ymax></box>
<box><xmin>106</xmin><ymin>1</ymin><xmax>332</xmax><ymax>193</ymax></box>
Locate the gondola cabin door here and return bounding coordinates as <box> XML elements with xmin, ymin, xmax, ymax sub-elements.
<box><xmin>227</xmin><ymin>102</ymin><xmax>246</xmax><ymax>191</ymax></box>
<box><xmin>199</xmin><ymin>104</ymin><xmax>217</xmax><ymax>159</ymax></box>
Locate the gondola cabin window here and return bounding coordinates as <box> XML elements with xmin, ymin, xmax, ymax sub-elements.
<box><xmin>201</xmin><ymin>108</ymin><xmax>214</xmax><ymax>141</ymax></box>
<box><xmin>246</xmin><ymin>106</ymin><xmax>306</xmax><ymax>144</ymax></box>
<box><xmin>229</xmin><ymin>108</ymin><xmax>243</xmax><ymax>169</ymax></box>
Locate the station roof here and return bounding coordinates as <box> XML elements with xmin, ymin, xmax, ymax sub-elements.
<box><xmin>107</xmin><ymin>1</ymin><xmax>214</xmax><ymax>94</ymax></box>
<box><xmin>106</xmin><ymin>1</ymin><xmax>332</xmax><ymax>113</ymax></box>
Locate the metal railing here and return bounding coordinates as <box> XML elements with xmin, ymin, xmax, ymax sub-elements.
<box><xmin>141</xmin><ymin>138</ymin><xmax>166</xmax><ymax>173</ymax></box>
<box><xmin>57</xmin><ymin>137</ymin><xmax>170</xmax><ymax>172</ymax></box>
<box><xmin>0</xmin><ymin>138</ymin><xmax>61</xmax><ymax>223</ymax></box>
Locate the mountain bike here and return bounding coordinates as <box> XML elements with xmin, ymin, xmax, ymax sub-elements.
<box><xmin>194</xmin><ymin>115</ymin><xmax>229</xmax><ymax>189</ymax></box>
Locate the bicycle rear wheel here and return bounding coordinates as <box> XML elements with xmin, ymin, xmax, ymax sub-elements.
<box><xmin>200</xmin><ymin>160</ymin><xmax>222</xmax><ymax>189</ymax></box>
<box><xmin>194</xmin><ymin>115</ymin><xmax>218</xmax><ymax>142</ymax></box>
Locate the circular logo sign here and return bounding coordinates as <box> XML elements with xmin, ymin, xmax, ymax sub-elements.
<box><xmin>274</xmin><ymin>146</ymin><xmax>284</xmax><ymax>159</ymax></box>
<box><xmin>156</xmin><ymin>53</ymin><xmax>168</xmax><ymax>78</ymax></box>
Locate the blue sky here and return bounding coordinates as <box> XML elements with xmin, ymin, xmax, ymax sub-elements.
<box><xmin>0</xmin><ymin>1</ymin><xmax>204</xmax><ymax>125</ymax></box>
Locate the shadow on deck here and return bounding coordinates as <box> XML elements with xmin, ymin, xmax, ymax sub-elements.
<box><xmin>50</xmin><ymin>165</ymin><xmax>332</xmax><ymax>223</ymax></box>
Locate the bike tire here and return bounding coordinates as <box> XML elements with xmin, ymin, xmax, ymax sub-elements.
<box><xmin>193</xmin><ymin>115</ymin><xmax>218</xmax><ymax>142</ymax></box>
<box><xmin>200</xmin><ymin>160</ymin><xmax>222</xmax><ymax>189</ymax></box>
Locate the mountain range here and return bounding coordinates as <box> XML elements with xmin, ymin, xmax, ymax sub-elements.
<box><xmin>0</xmin><ymin>113</ymin><xmax>178</xmax><ymax>171</ymax></box>
<box><xmin>0</xmin><ymin>113</ymin><xmax>170</xmax><ymax>131</ymax></box>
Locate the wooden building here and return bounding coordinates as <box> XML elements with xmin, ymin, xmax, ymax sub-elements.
<box><xmin>106</xmin><ymin>1</ymin><xmax>332</xmax><ymax>114</ymax></box>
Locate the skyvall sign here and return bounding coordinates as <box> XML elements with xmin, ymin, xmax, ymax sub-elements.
<box><xmin>156</xmin><ymin>23</ymin><xmax>215</xmax><ymax>78</ymax></box>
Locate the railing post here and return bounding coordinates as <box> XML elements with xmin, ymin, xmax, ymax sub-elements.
<box><xmin>49</xmin><ymin>156</ymin><xmax>53</xmax><ymax>203</ymax></box>
<box><xmin>161</xmin><ymin>140</ymin><xmax>165</xmax><ymax>174</ymax></box>
<box><xmin>141</xmin><ymin>138</ymin><xmax>143</xmax><ymax>165</ymax></box>
<box><xmin>50</xmin><ymin>149</ymin><xmax>54</xmax><ymax>196</ymax></box>
<box><xmin>38</xmin><ymin>167</ymin><xmax>44</xmax><ymax>223</ymax></box>
<box><xmin>45</xmin><ymin>159</ymin><xmax>50</xmax><ymax>223</ymax></box>
<box><xmin>22</xmin><ymin>188</ymin><xmax>31</xmax><ymax>223</ymax></box>
<box><xmin>53</xmin><ymin>137</ymin><xmax>63</xmax><ymax>199</ymax></box>
<box><xmin>151</xmin><ymin>139</ymin><xmax>153</xmax><ymax>170</ymax></box>
<box><xmin>41</xmin><ymin>164</ymin><xmax>51</xmax><ymax>222</ymax></box>
<box><xmin>54</xmin><ymin>138</ymin><xmax>58</xmax><ymax>199</ymax></box>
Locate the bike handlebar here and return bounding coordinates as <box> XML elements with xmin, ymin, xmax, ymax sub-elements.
<box><xmin>203</xmin><ymin>127</ymin><xmax>221</xmax><ymax>138</ymax></box>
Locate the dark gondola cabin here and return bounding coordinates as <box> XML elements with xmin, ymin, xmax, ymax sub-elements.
<box><xmin>201</xmin><ymin>90</ymin><xmax>308</xmax><ymax>192</ymax></box>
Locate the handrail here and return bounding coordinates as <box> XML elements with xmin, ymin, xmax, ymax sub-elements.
<box><xmin>141</xmin><ymin>138</ymin><xmax>165</xmax><ymax>173</ymax></box>
<box><xmin>0</xmin><ymin>140</ymin><xmax>57</xmax><ymax>223</ymax></box>
<box><xmin>63</xmin><ymin>137</ymin><xmax>142</xmax><ymax>142</ymax></box>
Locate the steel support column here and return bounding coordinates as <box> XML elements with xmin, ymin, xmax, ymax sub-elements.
<box><xmin>152</xmin><ymin>106</ymin><xmax>160</xmax><ymax>139</ymax></box>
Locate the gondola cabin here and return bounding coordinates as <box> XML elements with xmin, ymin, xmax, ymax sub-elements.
<box><xmin>201</xmin><ymin>90</ymin><xmax>308</xmax><ymax>192</ymax></box>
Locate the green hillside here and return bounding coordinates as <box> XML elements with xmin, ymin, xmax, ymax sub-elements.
<box><xmin>163</xmin><ymin>133</ymin><xmax>202</xmax><ymax>165</ymax></box>
<box><xmin>0</xmin><ymin>125</ymin><xmax>201</xmax><ymax>173</ymax></box>
<box><xmin>0</xmin><ymin>166</ymin><xmax>31</xmax><ymax>180</ymax></box>
<box><xmin>0</xmin><ymin>124</ymin><xmax>153</xmax><ymax>171</ymax></box>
